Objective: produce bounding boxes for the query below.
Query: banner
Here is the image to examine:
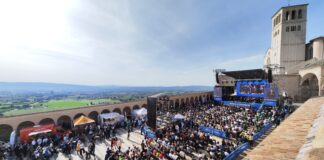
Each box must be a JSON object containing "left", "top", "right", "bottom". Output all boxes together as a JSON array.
[
  {"left": 253, "top": 123, "right": 273, "bottom": 141},
  {"left": 214, "top": 97, "right": 222, "bottom": 101},
  {"left": 223, "top": 142, "right": 250, "bottom": 160},
  {"left": 199, "top": 126, "right": 227, "bottom": 139},
  {"left": 263, "top": 100, "right": 277, "bottom": 107},
  {"left": 143, "top": 127, "right": 155, "bottom": 138}
]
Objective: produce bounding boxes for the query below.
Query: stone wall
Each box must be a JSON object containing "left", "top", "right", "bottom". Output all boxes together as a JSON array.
[
  {"left": 0, "top": 91, "right": 212, "bottom": 141},
  {"left": 273, "top": 74, "right": 302, "bottom": 102}
]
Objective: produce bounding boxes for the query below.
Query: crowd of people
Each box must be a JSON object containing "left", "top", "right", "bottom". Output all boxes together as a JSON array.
[
  {"left": 0, "top": 99, "right": 293, "bottom": 160},
  {"left": 222, "top": 96, "right": 264, "bottom": 104}
]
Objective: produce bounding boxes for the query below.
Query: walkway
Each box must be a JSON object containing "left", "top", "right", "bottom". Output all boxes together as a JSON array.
[{"left": 244, "top": 97, "right": 324, "bottom": 160}]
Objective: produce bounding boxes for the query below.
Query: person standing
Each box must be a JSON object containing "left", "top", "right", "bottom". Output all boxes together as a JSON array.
[
  {"left": 76, "top": 141, "right": 81, "bottom": 155},
  {"left": 127, "top": 129, "right": 130, "bottom": 140},
  {"left": 90, "top": 141, "right": 95, "bottom": 157},
  {"left": 79, "top": 141, "right": 85, "bottom": 157}
]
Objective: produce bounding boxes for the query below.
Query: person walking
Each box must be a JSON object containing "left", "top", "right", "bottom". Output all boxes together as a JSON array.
[{"left": 127, "top": 129, "right": 130, "bottom": 140}]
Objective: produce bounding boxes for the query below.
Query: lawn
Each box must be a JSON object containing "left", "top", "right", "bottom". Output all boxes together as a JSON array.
[{"left": 2, "top": 98, "right": 122, "bottom": 117}]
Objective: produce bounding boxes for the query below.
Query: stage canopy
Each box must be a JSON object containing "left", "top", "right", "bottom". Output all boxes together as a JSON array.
[
  {"left": 222, "top": 69, "right": 267, "bottom": 80},
  {"left": 132, "top": 108, "right": 147, "bottom": 117},
  {"left": 73, "top": 115, "right": 95, "bottom": 126},
  {"left": 20, "top": 124, "right": 56, "bottom": 142},
  {"left": 99, "top": 112, "right": 124, "bottom": 125}
]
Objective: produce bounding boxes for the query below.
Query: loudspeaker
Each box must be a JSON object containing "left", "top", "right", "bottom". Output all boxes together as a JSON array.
[
  {"left": 147, "top": 97, "right": 157, "bottom": 130},
  {"left": 268, "top": 69, "right": 273, "bottom": 83},
  {"left": 216, "top": 73, "right": 219, "bottom": 83}
]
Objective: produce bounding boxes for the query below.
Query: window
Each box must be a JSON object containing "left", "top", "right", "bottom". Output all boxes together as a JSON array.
[
  {"left": 292, "top": 10, "right": 296, "bottom": 20},
  {"left": 298, "top": 25, "right": 301, "bottom": 31},
  {"left": 278, "top": 14, "right": 281, "bottom": 22},
  {"left": 298, "top": 9, "right": 302, "bottom": 19},
  {"left": 286, "top": 26, "right": 290, "bottom": 32},
  {"left": 285, "top": 11, "right": 290, "bottom": 20},
  {"left": 291, "top": 26, "right": 296, "bottom": 31}
]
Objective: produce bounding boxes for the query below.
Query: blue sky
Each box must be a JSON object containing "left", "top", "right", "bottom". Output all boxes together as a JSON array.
[{"left": 0, "top": 0, "right": 323, "bottom": 86}]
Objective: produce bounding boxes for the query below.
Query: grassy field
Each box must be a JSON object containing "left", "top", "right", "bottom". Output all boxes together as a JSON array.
[{"left": 3, "top": 98, "right": 121, "bottom": 117}]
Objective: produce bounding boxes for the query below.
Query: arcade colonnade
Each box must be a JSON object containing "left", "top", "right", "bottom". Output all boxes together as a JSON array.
[{"left": 0, "top": 92, "right": 212, "bottom": 141}]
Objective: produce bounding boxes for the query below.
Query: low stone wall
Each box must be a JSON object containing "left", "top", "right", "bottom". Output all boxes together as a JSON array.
[{"left": 304, "top": 106, "right": 324, "bottom": 160}]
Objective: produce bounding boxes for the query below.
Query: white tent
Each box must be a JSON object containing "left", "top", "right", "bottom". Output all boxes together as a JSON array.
[
  {"left": 132, "top": 108, "right": 147, "bottom": 117},
  {"left": 99, "top": 112, "right": 124, "bottom": 125},
  {"left": 174, "top": 113, "right": 186, "bottom": 120}
]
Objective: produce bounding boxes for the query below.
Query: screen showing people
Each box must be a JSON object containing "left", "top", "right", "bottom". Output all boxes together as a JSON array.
[
  {"left": 239, "top": 84, "right": 265, "bottom": 95},
  {"left": 213, "top": 86, "right": 222, "bottom": 97},
  {"left": 264, "top": 87, "right": 279, "bottom": 99}
]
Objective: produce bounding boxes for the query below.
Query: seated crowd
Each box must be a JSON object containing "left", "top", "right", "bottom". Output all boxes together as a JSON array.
[{"left": 0, "top": 100, "right": 292, "bottom": 160}]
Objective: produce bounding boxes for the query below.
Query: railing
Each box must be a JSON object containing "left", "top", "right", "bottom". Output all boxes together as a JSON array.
[
  {"left": 199, "top": 126, "right": 227, "bottom": 139},
  {"left": 223, "top": 123, "right": 273, "bottom": 160}
]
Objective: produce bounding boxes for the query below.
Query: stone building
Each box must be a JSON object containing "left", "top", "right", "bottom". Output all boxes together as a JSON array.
[{"left": 264, "top": 4, "right": 324, "bottom": 101}]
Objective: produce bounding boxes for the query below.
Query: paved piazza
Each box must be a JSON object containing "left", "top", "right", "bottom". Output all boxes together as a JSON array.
[{"left": 57, "top": 128, "right": 144, "bottom": 160}]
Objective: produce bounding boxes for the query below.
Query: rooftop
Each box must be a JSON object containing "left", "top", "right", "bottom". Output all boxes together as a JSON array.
[{"left": 272, "top": 4, "right": 308, "bottom": 18}]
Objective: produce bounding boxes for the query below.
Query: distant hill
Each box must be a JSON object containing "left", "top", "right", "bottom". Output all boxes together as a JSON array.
[{"left": 0, "top": 82, "right": 212, "bottom": 94}]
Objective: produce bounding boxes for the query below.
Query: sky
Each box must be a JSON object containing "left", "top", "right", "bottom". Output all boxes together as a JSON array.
[{"left": 0, "top": 0, "right": 323, "bottom": 86}]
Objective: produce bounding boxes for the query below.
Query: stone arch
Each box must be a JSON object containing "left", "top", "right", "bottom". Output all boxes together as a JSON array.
[
  {"left": 190, "top": 97, "right": 194, "bottom": 104},
  {"left": 175, "top": 99, "right": 180, "bottom": 109},
  {"left": 194, "top": 96, "right": 198, "bottom": 103},
  {"left": 142, "top": 104, "right": 147, "bottom": 109},
  {"left": 133, "top": 105, "right": 140, "bottom": 110},
  {"left": 74, "top": 113, "right": 85, "bottom": 120},
  {"left": 57, "top": 115, "right": 72, "bottom": 129},
  {"left": 169, "top": 100, "right": 174, "bottom": 108},
  {"left": 113, "top": 108, "right": 122, "bottom": 114},
  {"left": 123, "top": 107, "right": 132, "bottom": 118},
  {"left": 206, "top": 95, "right": 210, "bottom": 101},
  {"left": 300, "top": 73, "right": 319, "bottom": 101},
  {"left": 101, "top": 109, "right": 110, "bottom": 114},
  {"left": 180, "top": 99, "right": 185, "bottom": 108},
  {"left": 17, "top": 121, "right": 35, "bottom": 135},
  {"left": 0, "top": 124, "right": 13, "bottom": 142},
  {"left": 185, "top": 98, "right": 190, "bottom": 105},
  {"left": 88, "top": 111, "right": 99, "bottom": 122},
  {"left": 39, "top": 118, "right": 55, "bottom": 125}
]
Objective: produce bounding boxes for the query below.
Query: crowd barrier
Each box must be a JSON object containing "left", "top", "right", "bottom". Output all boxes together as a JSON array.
[
  {"left": 223, "top": 123, "right": 273, "bottom": 160},
  {"left": 253, "top": 123, "right": 272, "bottom": 141},
  {"left": 223, "top": 142, "right": 250, "bottom": 160},
  {"left": 199, "top": 126, "right": 227, "bottom": 139}
]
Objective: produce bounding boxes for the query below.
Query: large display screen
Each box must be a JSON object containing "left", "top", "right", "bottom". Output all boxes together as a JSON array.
[
  {"left": 236, "top": 80, "right": 269, "bottom": 97},
  {"left": 239, "top": 84, "right": 265, "bottom": 94},
  {"left": 213, "top": 86, "right": 222, "bottom": 101},
  {"left": 264, "top": 86, "right": 279, "bottom": 100},
  {"left": 213, "top": 86, "right": 222, "bottom": 97}
]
